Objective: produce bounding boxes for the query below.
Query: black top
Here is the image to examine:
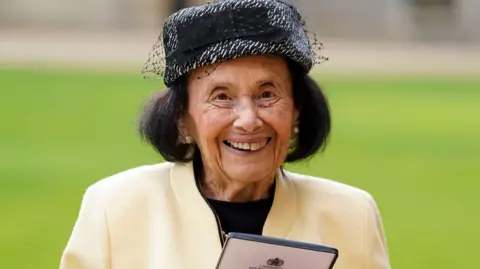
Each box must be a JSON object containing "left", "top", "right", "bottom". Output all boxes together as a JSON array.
[{"left": 207, "top": 196, "right": 274, "bottom": 235}]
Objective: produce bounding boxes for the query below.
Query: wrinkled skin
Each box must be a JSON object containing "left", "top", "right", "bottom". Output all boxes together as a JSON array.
[{"left": 181, "top": 55, "right": 298, "bottom": 202}]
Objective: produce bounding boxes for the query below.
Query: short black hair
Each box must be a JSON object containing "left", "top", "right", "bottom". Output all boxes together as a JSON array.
[{"left": 138, "top": 60, "right": 331, "bottom": 163}]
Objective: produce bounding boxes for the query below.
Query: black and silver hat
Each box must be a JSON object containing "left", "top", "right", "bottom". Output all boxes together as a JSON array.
[{"left": 142, "top": 0, "right": 327, "bottom": 87}]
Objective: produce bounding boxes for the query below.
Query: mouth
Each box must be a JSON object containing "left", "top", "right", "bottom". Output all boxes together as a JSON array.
[{"left": 223, "top": 138, "right": 272, "bottom": 152}]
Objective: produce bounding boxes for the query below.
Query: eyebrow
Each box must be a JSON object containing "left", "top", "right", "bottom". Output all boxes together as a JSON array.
[
  {"left": 207, "top": 79, "right": 274, "bottom": 91},
  {"left": 255, "top": 79, "right": 275, "bottom": 86},
  {"left": 207, "top": 80, "right": 234, "bottom": 88}
]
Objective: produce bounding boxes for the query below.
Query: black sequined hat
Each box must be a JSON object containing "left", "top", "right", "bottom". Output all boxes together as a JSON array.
[{"left": 142, "top": 0, "right": 327, "bottom": 87}]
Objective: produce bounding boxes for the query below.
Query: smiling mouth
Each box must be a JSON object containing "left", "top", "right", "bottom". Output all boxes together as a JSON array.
[{"left": 223, "top": 138, "right": 272, "bottom": 152}]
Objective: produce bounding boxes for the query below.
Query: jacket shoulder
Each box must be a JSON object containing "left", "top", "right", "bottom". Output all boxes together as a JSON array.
[
  {"left": 285, "top": 170, "right": 372, "bottom": 199},
  {"left": 85, "top": 162, "right": 175, "bottom": 202},
  {"left": 284, "top": 170, "right": 377, "bottom": 214}
]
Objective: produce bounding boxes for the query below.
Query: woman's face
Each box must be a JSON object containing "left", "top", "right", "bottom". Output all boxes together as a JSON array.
[{"left": 183, "top": 55, "right": 298, "bottom": 184}]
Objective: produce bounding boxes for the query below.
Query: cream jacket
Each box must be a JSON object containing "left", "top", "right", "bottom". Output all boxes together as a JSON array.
[{"left": 60, "top": 162, "right": 390, "bottom": 269}]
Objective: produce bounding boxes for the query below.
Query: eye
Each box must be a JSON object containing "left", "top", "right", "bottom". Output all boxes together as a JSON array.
[
  {"left": 259, "top": 90, "right": 275, "bottom": 99},
  {"left": 213, "top": 93, "right": 231, "bottom": 101}
]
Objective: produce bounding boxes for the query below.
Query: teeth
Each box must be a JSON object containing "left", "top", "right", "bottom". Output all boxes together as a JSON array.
[{"left": 226, "top": 140, "right": 268, "bottom": 151}]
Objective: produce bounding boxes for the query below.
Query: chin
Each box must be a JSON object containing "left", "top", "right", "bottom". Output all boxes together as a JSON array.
[{"left": 224, "top": 163, "right": 277, "bottom": 183}]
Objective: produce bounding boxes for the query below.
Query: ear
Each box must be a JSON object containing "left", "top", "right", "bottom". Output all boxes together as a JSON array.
[{"left": 177, "top": 117, "right": 189, "bottom": 138}]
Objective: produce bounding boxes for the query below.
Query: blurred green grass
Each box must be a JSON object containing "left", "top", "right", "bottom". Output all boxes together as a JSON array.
[{"left": 0, "top": 67, "right": 478, "bottom": 269}]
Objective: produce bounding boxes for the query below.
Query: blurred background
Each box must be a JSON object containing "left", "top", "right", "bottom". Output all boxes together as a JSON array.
[{"left": 1, "top": 0, "right": 479, "bottom": 269}]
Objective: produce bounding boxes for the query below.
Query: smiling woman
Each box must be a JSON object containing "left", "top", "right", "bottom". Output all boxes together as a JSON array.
[
  {"left": 140, "top": 55, "right": 330, "bottom": 202},
  {"left": 59, "top": 1, "right": 390, "bottom": 269},
  {"left": 184, "top": 56, "right": 296, "bottom": 202}
]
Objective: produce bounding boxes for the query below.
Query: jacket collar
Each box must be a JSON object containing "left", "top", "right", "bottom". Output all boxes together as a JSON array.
[{"left": 170, "top": 161, "right": 298, "bottom": 241}]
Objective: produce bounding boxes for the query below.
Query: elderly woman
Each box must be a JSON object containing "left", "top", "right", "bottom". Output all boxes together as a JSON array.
[{"left": 60, "top": 0, "right": 390, "bottom": 269}]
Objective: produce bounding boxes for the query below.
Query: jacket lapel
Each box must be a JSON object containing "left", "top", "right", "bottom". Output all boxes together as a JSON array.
[
  {"left": 262, "top": 169, "right": 298, "bottom": 239},
  {"left": 170, "top": 162, "right": 223, "bottom": 267}
]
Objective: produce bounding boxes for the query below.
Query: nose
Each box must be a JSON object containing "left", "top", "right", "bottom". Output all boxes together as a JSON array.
[{"left": 233, "top": 98, "right": 263, "bottom": 133}]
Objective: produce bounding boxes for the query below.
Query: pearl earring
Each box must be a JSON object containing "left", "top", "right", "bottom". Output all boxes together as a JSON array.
[
  {"left": 289, "top": 126, "right": 299, "bottom": 150},
  {"left": 293, "top": 126, "right": 299, "bottom": 135},
  {"left": 185, "top": 136, "right": 193, "bottom": 144}
]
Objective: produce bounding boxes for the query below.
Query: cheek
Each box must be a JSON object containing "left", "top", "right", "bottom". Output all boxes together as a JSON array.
[
  {"left": 261, "top": 102, "right": 295, "bottom": 141},
  {"left": 190, "top": 107, "right": 233, "bottom": 146}
]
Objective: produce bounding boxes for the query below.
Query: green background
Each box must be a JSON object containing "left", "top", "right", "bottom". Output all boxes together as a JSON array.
[{"left": 1, "top": 67, "right": 478, "bottom": 269}]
